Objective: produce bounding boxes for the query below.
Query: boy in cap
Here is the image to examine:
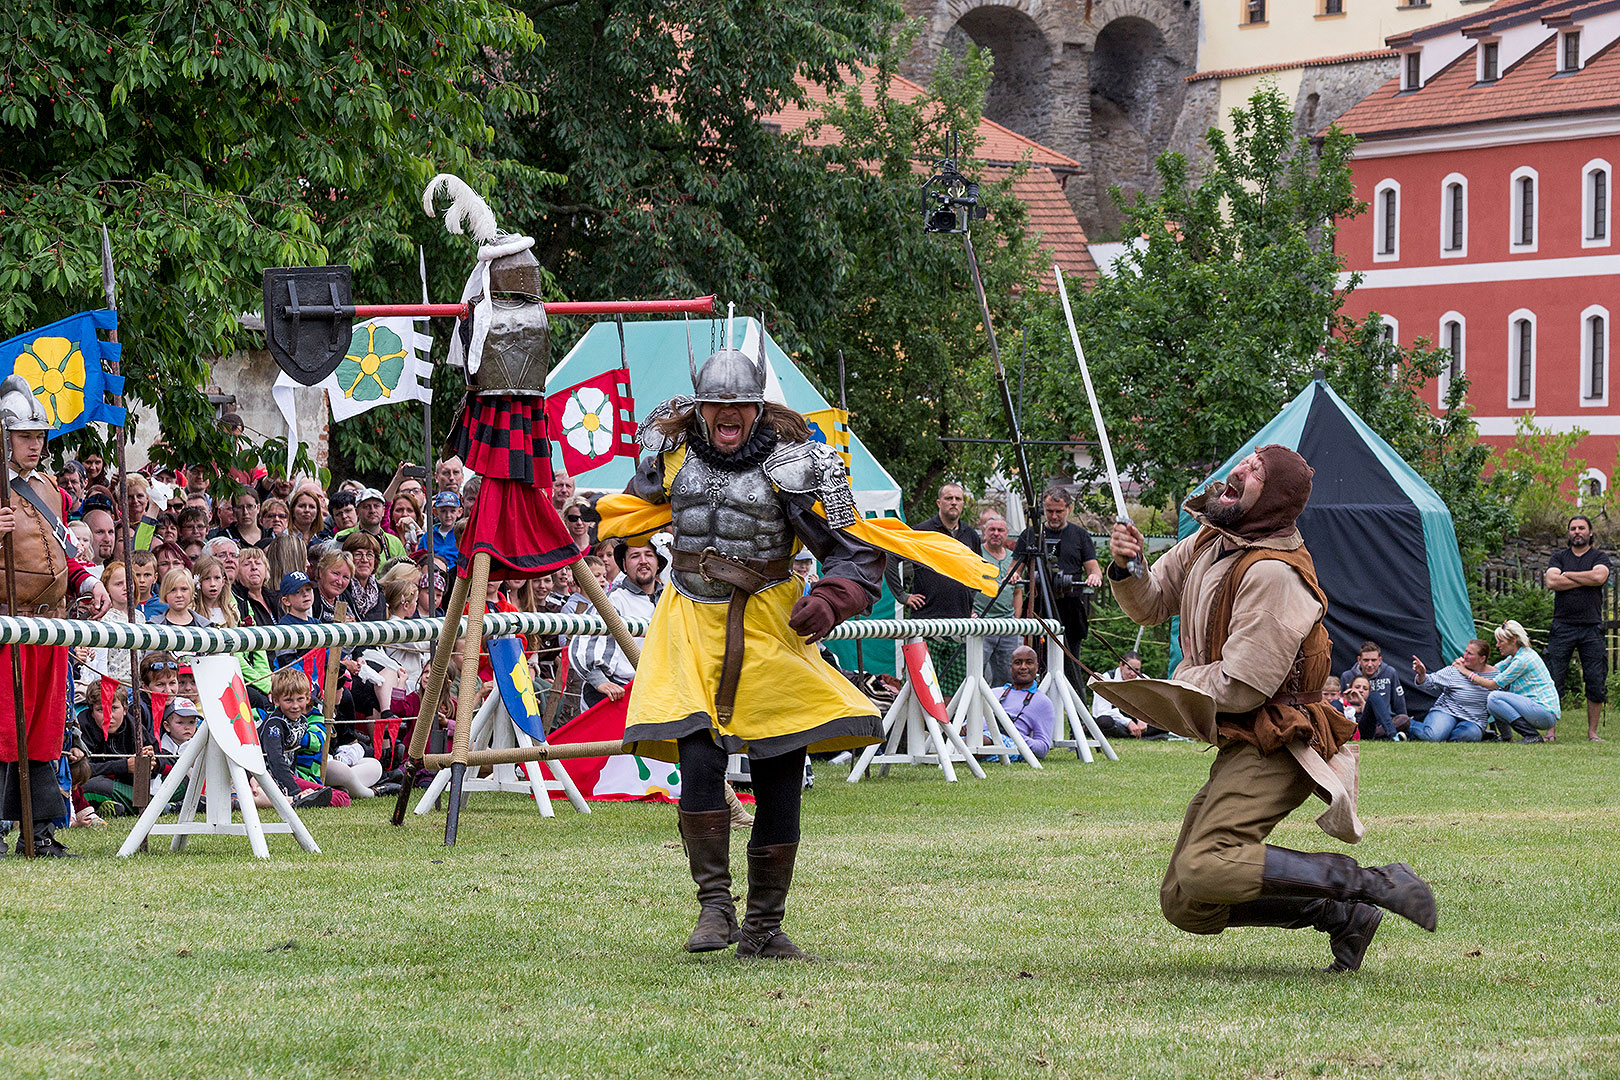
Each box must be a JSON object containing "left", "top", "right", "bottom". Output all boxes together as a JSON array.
[
  {"left": 420, "top": 490, "right": 462, "bottom": 567},
  {"left": 274, "top": 572, "right": 318, "bottom": 669}
]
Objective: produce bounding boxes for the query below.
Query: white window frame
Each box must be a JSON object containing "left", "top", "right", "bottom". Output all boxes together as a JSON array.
[
  {"left": 1580, "top": 469, "right": 1607, "bottom": 504},
  {"left": 1561, "top": 29, "right": 1582, "bottom": 72},
  {"left": 1438, "top": 311, "right": 1465, "bottom": 407},
  {"left": 1582, "top": 304, "right": 1610, "bottom": 407},
  {"left": 1477, "top": 39, "right": 1500, "bottom": 83},
  {"left": 1583, "top": 159, "right": 1611, "bottom": 249},
  {"left": 1508, "top": 307, "right": 1537, "bottom": 409},
  {"left": 1374, "top": 178, "right": 1401, "bottom": 263},
  {"left": 1440, "top": 172, "right": 1468, "bottom": 259},
  {"left": 1509, "top": 166, "right": 1538, "bottom": 254},
  {"left": 1379, "top": 314, "right": 1399, "bottom": 345},
  {"left": 1402, "top": 50, "right": 1422, "bottom": 90}
]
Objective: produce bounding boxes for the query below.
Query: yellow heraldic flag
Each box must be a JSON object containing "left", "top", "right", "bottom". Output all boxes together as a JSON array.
[
  {"left": 596, "top": 493, "right": 999, "bottom": 598},
  {"left": 803, "top": 408, "right": 852, "bottom": 471}
]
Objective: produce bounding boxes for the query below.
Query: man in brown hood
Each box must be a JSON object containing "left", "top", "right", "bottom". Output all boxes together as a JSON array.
[{"left": 1107, "top": 444, "right": 1437, "bottom": 972}]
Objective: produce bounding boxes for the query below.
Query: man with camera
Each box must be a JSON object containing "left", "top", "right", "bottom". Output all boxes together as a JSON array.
[{"left": 1012, "top": 487, "right": 1101, "bottom": 689}]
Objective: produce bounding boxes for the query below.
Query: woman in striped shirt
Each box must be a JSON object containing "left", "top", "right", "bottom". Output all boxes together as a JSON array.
[{"left": 1477, "top": 620, "right": 1562, "bottom": 743}]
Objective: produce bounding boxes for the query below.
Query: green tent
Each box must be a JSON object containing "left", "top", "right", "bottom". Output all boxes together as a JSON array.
[{"left": 1169, "top": 380, "right": 1473, "bottom": 704}]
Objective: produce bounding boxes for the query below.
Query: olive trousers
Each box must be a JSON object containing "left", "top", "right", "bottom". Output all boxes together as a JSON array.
[{"left": 1160, "top": 740, "right": 1316, "bottom": 935}]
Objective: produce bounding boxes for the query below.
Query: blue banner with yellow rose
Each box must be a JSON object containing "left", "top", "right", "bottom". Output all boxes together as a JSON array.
[{"left": 0, "top": 309, "right": 127, "bottom": 439}]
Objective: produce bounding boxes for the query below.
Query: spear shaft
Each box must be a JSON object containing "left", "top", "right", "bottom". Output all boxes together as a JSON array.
[{"left": 102, "top": 227, "right": 150, "bottom": 813}]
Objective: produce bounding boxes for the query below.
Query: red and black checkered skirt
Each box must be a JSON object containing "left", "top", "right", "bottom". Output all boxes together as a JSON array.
[{"left": 451, "top": 394, "right": 582, "bottom": 581}]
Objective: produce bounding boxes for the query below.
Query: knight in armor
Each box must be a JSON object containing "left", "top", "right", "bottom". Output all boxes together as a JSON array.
[
  {"left": 424, "top": 175, "right": 582, "bottom": 586},
  {"left": 598, "top": 327, "right": 998, "bottom": 958},
  {"left": 0, "top": 376, "right": 108, "bottom": 857}
]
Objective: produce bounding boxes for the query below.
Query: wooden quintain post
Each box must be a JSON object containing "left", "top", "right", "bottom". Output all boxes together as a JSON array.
[
  {"left": 0, "top": 426, "right": 31, "bottom": 857},
  {"left": 101, "top": 226, "right": 150, "bottom": 818}
]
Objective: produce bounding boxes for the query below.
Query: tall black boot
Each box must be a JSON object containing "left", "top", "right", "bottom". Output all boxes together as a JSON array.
[
  {"left": 1225, "top": 896, "right": 1384, "bottom": 972},
  {"left": 1261, "top": 846, "right": 1437, "bottom": 931},
  {"left": 677, "top": 809, "right": 738, "bottom": 952},
  {"left": 736, "top": 843, "right": 810, "bottom": 960}
]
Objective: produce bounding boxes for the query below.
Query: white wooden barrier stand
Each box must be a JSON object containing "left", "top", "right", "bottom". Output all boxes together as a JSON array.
[
  {"left": 949, "top": 635, "right": 1044, "bottom": 768},
  {"left": 415, "top": 686, "right": 589, "bottom": 817},
  {"left": 117, "top": 655, "right": 319, "bottom": 859},
  {"left": 1043, "top": 636, "right": 1118, "bottom": 762},
  {"left": 848, "top": 638, "right": 986, "bottom": 783}
]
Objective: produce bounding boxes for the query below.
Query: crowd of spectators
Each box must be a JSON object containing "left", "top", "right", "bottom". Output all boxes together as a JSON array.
[
  {"left": 33, "top": 436, "right": 1615, "bottom": 827},
  {"left": 47, "top": 422, "right": 617, "bottom": 825}
]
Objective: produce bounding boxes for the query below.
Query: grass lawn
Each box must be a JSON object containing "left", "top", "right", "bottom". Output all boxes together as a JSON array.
[{"left": 3, "top": 733, "right": 1617, "bottom": 1080}]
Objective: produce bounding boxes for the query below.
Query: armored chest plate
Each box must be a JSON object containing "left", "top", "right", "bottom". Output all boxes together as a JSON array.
[{"left": 668, "top": 456, "right": 792, "bottom": 601}]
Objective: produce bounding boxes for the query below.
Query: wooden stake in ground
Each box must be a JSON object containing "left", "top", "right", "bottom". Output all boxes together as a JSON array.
[
  {"left": 318, "top": 601, "right": 349, "bottom": 784},
  {"left": 390, "top": 570, "right": 473, "bottom": 825},
  {"left": 443, "top": 551, "right": 492, "bottom": 846},
  {"left": 0, "top": 428, "right": 31, "bottom": 858}
]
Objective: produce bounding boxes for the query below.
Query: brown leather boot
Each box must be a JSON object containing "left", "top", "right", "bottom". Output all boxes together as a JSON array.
[
  {"left": 1261, "top": 846, "right": 1437, "bottom": 932},
  {"left": 678, "top": 810, "right": 738, "bottom": 952},
  {"left": 1224, "top": 895, "right": 1384, "bottom": 972},
  {"left": 736, "top": 843, "right": 811, "bottom": 960}
]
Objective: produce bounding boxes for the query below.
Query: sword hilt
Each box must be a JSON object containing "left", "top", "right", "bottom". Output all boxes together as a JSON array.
[{"left": 1117, "top": 514, "right": 1147, "bottom": 579}]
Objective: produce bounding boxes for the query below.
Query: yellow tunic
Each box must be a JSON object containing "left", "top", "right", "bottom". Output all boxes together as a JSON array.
[{"left": 600, "top": 444, "right": 999, "bottom": 762}]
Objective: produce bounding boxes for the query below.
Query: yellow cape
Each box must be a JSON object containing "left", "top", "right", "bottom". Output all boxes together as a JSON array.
[{"left": 597, "top": 477, "right": 1000, "bottom": 597}]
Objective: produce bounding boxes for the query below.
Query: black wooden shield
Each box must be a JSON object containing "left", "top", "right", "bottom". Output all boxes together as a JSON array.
[{"left": 263, "top": 265, "right": 355, "bottom": 386}]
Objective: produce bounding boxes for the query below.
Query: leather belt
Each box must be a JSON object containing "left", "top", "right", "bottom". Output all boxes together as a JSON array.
[
  {"left": 669, "top": 548, "right": 794, "bottom": 723},
  {"left": 670, "top": 548, "right": 793, "bottom": 595}
]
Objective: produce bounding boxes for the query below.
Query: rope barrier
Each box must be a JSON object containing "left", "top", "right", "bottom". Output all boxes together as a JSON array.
[{"left": 0, "top": 614, "right": 1066, "bottom": 654}]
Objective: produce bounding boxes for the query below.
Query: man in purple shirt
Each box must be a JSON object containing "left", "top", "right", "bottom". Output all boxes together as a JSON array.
[{"left": 992, "top": 646, "right": 1054, "bottom": 760}]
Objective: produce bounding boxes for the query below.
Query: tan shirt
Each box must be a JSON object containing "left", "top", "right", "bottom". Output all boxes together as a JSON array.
[{"left": 1111, "top": 525, "right": 1324, "bottom": 714}]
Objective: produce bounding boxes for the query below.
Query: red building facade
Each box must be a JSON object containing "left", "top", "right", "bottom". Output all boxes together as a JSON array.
[{"left": 1334, "top": 0, "right": 1620, "bottom": 493}]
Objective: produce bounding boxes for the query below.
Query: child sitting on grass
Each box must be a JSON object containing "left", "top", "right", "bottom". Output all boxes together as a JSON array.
[
  {"left": 257, "top": 667, "right": 344, "bottom": 809},
  {"left": 80, "top": 685, "right": 154, "bottom": 817}
]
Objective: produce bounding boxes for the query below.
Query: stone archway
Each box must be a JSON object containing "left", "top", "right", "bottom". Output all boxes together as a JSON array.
[
  {"left": 1087, "top": 15, "right": 1187, "bottom": 238},
  {"left": 941, "top": 5, "right": 1055, "bottom": 145}
]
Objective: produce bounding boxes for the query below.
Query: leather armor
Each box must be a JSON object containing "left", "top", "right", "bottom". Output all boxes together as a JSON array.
[{"left": 0, "top": 475, "right": 68, "bottom": 615}]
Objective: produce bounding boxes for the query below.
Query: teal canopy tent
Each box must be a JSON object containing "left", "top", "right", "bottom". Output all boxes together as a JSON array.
[
  {"left": 547, "top": 317, "right": 905, "bottom": 672},
  {"left": 1168, "top": 380, "right": 1473, "bottom": 705}
]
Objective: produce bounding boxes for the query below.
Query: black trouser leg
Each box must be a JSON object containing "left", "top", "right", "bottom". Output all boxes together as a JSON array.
[
  {"left": 747, "top": 747, "right": 805, "bottom": 848},
  {"left": 676, "top": 732, "right": 727, "bottom": 813},
  {"left": 1, "top": 761, "right": 68, "bottom": 851}
]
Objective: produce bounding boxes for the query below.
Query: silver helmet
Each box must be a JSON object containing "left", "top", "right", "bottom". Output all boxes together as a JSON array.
[
  {"left": 0, "top": 375, "right": 49, "bottom": 432},
  {"left": 687, "top": 317, "right": 768, "bottom": 443}
]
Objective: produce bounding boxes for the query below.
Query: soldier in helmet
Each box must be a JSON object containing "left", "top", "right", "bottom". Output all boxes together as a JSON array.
[
  {"left": 0, "top": 375, "right": 109, "bottom": 857},
  {"left": 598, "top": 324, "right": 999, "bottom": 959}
]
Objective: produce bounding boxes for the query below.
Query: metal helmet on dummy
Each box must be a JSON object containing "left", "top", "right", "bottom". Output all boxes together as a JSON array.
[
  {"left": 0, "top": 375, "right": 49, "bottom": 432},
  {"left": 423, "top": 174, "right": 550, "bottom": 397},
  {"left": 687, "top": 315, "right": 768, "bottom": 444}
]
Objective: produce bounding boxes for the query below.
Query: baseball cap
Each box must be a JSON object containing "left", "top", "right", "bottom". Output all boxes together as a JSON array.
[
  {"left": 433, "top": 490, "right": 461, "bottom": 509},
  {"left": 357, "top": 487, "right": 386, "bottom": 505},
  {"left": 279, "top": 571, "right": 314, "bottom": 596},
  {"left": 163, "top": 697, "right": 202, "bottom": 722},
  {"left": 329, "top": 490, "right": 357, "bottom": 511}
]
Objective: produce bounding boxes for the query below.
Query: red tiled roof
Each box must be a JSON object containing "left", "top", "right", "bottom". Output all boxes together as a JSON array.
[
  {"left": 1186, "top": 49, "right": 1397, "bottom": 85},
  {"left": 1333, "top": 24, "right": 1620, "bottom": 139},
  {"left": 768, "top": 66, "right": 1081, "bottom": 171},
  {"left": 765, "top": 65, "right": 1095, "bottom": 283}
]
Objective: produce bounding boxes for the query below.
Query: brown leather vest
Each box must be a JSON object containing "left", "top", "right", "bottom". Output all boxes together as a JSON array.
[
  {"left": 1193, "top": 527, "right": 1354, "bottom": 757},
  {"left": 0, "top": 473, "right": 69, "bottom": 615}
]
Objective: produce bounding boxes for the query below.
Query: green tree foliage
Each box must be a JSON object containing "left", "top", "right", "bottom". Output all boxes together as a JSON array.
[
  {"left": 0, "top": 0, "right": 540, "bottom": 479},
  {"left": 984, "top": 86, "right": 1510, "bottom": 568},
  {"left": 797, "top": 45, "right": 1054, "bottom": 503}
]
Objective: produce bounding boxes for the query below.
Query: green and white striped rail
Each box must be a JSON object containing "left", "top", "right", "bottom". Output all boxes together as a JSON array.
[{"left": 0, "top": 614, "right": 1063, "bottom": 654}]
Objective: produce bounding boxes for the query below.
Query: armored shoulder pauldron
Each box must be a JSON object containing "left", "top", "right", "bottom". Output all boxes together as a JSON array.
[{"left": 764, "top": 440, "right": 857, "bottom": 528}]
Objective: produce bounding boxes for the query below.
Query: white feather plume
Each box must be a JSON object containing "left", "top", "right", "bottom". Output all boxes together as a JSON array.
[{"left": 421, "top": 173, "right": 500, "bottom": 245}]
